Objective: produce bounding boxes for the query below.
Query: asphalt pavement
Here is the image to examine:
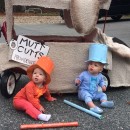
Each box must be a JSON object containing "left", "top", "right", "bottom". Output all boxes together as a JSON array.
[
  {"left": 0, "top": 18, "right": 130, "bottom": 130},
  {"left": 0, "top": 75, "right": 130, "bottom": 130}
]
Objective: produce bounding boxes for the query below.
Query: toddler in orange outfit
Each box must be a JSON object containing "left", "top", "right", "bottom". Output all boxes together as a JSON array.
[{"left": 13, "top": 56, "right": 56, "bottom": 121}]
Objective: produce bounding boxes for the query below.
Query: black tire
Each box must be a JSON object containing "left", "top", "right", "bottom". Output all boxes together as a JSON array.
[
  {"left": 15, "top": 73, "right": 21, "bottom": 81},
  {"left": 1, "top": 71, "right": 16, "bottom": 98},
  {"left": 0, "top": 74, "right": 1, "bottom": 88},
  {"left": 111, "top": 15, "right": 122, "bottom": 21},
  {"left": 101, "top": 72, "right": 110, "bottom": 88}
]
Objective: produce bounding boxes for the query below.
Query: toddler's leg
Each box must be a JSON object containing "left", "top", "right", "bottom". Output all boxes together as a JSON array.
[
  {"left": 101, "top": 101, "right": 114, "bottom": 108},
  {"left": 78, "top": 91, "right": 103, "bottom": 114},
  {"left": 87, "top": 101, "right": 103, "bottom": 114},
  {"left": 96, "top": 92, "right": 114, "bottom": 108},
  {"left": 13, "top": 99, "right": 51, "bottom": 120}
]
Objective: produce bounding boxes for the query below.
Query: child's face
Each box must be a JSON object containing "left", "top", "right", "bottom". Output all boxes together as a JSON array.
[
  {"left": 32, "top": 68, "right": 46, "bottom": 86},
  {"left": 87, "top": 61, "right": 104, "bottom": 75}
]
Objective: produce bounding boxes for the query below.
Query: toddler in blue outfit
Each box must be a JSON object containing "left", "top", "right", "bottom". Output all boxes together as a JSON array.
[{"left": 75, "top": 44, "right": 114, "bottom": 114}]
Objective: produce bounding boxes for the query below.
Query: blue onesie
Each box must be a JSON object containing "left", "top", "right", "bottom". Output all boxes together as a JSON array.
[{"left": 76, "top": 71, "right": 107, "bottom": 104}]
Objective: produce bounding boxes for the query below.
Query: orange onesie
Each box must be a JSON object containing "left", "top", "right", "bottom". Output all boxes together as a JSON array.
[{"left": 13, "top": 81, "right": 53, "bottom": 119}]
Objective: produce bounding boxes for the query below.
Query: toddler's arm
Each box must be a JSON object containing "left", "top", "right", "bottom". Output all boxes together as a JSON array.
[
  {"left": 44, "top": 87, "right": 57, "bottom": 101},
  {"left": 40, "top": 106, "right": 45, "bottom": 113},
  {"left": 102, "top": 86, "right": 107, "bottom": 91},
  {"left": 75, "top": 79, "right": 81, "bottom": 86}
]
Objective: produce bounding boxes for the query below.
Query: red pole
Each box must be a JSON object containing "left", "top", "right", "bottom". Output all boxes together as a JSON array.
[{"left": 20, "top": 122, "right": 79, "bottom": 129}]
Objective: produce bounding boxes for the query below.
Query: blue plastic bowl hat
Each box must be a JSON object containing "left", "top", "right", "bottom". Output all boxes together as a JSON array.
[{"left": 86, "top": 43, "right": 108, "bottom": 64}]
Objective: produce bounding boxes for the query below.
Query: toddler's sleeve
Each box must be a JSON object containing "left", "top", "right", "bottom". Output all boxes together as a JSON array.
[{"left": 99, "top": 74, "right": 106, "bottom": 87}]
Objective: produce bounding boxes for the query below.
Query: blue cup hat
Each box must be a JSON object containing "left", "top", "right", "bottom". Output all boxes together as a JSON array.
[{"left": 86, "top": 43, "right": 108, "bottom": 64}]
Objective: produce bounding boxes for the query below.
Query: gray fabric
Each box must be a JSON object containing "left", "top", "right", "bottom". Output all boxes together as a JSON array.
[
  {"left": 70, "top": 0, "right": 99, "bottom": 34},
  {"left": 97, "top": 27, "right": 130, "bottom": 59},
  {"left": 108, "top": 52, "right": 130, "bottom": 87},
  {"left": 4, "top": 0, "right": 103, "bottom": 42},
  {"left": 4, "top": 0, "right": 111, "bottom": 43},
  {"left": 45, "top": 42, "right": 112, "bottom": 93},
  {"left": 96, "top": 27, "right": 130, "bottom": 87},
  {"left": 4, "top": 0, "right": 129, "bottom": 92},
  {"left": 0, "top": 42, "right": 112, "bottom": 93},
  {"left": 1, "top": 41, "right": 130, "bottom": 93},
  {"left": 0, "top": 43, "right": 27, "bottom": 73}
]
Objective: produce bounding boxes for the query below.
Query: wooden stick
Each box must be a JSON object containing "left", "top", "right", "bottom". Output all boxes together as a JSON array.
[{"left": 20, "top": 122, "right": 78, "bottom": 129}]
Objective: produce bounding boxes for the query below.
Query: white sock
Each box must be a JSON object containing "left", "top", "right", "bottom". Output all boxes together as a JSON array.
[{"left": 38, "top": 114, "right": 51, "bottom": 121}]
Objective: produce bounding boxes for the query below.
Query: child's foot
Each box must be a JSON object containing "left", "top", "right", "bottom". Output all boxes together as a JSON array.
[
  {"left": 38, "top": 114, "right": 51, "bottom": 121},
  {"left": 90, "top": 106, "right": 103, "bottom": 114},
  {"left": 101, "top": 101, "right": 114, "bottom": 108}
]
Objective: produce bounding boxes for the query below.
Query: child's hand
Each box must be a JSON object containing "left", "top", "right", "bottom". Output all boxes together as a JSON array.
[
  {"left": 48, "top": 97, "right": 57, "bottom": 102},
  {"left": 40, "top": 106, "right": 45, "bottom": 113},
  {"left": 75, "top": 79, "right": 80, "bottom": 86},
  {"left": 102, "top": 86, "right": 107, "bottom": 91}
]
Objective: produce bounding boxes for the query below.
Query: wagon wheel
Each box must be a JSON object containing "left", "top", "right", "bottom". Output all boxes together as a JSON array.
[
  {"left": 1, "top": 71, "right": 16, "bottom": 98},
  {"left": 14, "top": 73, "right": 21, "bottom": 81}
]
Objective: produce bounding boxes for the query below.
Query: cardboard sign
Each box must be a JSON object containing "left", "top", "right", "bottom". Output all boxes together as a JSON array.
[{"left": 10, "top": 35, "right": 49, "bottom": 65}]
